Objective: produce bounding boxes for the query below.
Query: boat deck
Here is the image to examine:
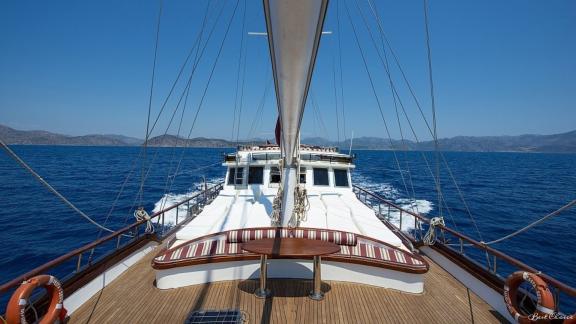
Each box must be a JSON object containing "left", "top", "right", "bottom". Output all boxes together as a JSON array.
[{"left": 70, "top": 249, "right": 507, "bottom": 324}]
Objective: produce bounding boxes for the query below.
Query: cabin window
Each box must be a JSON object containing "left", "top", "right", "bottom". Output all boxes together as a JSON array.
[
  {"left": 334, "top": 169, "right": 349, "bottom": 187},
  {"left": 228, "top": 167, "right": 244, "bottom": 185},
  {"left": 270, "top": 166, "right": 281, "bottom": 184},
  {"left": 248, "top": 166, "right": 264, "bottom": 184},
  {"left": 313, "top": 168, "right": 329, "bottom": 186},
  {"left": 299, "top": 167, "right": 307, "bottom": 184}
]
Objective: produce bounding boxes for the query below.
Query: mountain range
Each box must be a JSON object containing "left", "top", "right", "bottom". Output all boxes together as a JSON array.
[{"left": 1, "top": 124, "right": 575, "bottom": 153}]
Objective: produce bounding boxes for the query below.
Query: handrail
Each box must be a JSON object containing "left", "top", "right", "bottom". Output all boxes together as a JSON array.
[
  {"left": 352, "top": 185, "right": 576, "bottom": 298},
  {"left": 0, "top": 182, "right": 224, "bottom": 294}
]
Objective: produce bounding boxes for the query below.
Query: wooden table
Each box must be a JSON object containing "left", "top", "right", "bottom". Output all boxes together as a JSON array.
[{"left": 242, "top": 238, "right": 340, "bottom": 300}]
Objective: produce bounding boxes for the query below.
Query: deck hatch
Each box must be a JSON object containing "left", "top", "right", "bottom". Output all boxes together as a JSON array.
[{"left": 185, "top": 309, "right": 244, "bottom": 324}]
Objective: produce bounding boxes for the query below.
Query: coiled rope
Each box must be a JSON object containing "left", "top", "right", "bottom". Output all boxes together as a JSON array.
[
  {"left": 134, "top": 207, "right": 154, "bottom": 234},
  {"left": 289, "top": 185, "right": 310, "bottom": 228},
  {"left": 270, "top": 160, "right": 283, "bottom": 226},
  {"left": 0, "top": 138, "right": 116, "bottom": 233},
  {"left": 423, "top": 216, "right": 445, "bottom": 246},
  {"left": 271, "top": 187, "right": 282, "bottom": 226}
]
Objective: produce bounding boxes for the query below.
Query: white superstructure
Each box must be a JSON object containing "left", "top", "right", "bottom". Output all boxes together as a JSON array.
[{"left": 171, "top": 145, "right": 404, "bottom": 250}]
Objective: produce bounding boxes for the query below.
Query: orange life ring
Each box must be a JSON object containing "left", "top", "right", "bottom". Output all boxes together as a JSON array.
[
  {"left": 5, "top": 275, "right": 65, "bottom": 324},
  {"left": 504, "top": 271, "right": 556, "bottom": 323}
]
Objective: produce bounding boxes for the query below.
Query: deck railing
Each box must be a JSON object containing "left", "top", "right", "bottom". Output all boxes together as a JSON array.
[
  {"left": 0, "top": 182, "right": 223, "bottom": 296},
  {"left": 353, "top": 184, "right": 576, "bottom": 312}
]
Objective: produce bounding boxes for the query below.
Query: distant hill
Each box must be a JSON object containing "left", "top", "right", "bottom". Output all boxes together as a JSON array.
[
  {"left": 303, "top": 131, "right": 576, "bottom": 153},
  {"left": 1, "top": 124, "right": 575, "bottom": 153},
  {"left": 0, "top": 124, "right": 142, "bottom": 146},
  {"left": 147, "top": 134, "right": 266, "bottom": 148}
]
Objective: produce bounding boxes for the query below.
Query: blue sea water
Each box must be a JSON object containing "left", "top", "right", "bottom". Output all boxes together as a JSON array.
[{"left": 0, "top": 146, "right": 574, "bottom": 312}]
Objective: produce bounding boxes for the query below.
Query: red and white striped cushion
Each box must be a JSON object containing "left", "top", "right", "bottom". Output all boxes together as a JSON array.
[
  {"left": 337, "top": 243, "right": 425, "bottom": 267},
  {"left": 154, "top": 235, "right": 426, "bottom": 272},
  {"left": 155, "top": 239, "right": 245, "bottom": 262},
  {"left": 226, "top": 228, "right": 290, "bottom": 243},
  {"left": 292, "top": 229, "right": 357, "bottom": 246},
  {"left": 226, "top": 228, "right": 357, "bottom": 246}
]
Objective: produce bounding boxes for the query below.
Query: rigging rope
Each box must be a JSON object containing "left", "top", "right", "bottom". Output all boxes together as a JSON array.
[
  {"left": 146, "top": 0, "right": 240, "bottom": 216},
  {"left": 365, "top": 0, "right": 474, "bottom": 236},
  {"left": 144, "top": 0, "right": 222, "bottom": 139},
  {"left": 331, "top": 51, "right": 341, "bottom": 144},
  {"left": 336, "top": 0, "right": 347, "bottom": 143},
  {"left": 372, "top": 3, "right": 421, "bottom": 219},
  {"left": 0, "top": 138, "right": 115, "bottom": 233},
  {"left": 483, "top": 199, "right": 576, "bottom": 245},
  {"left": 311, "top": 93, "right": 329, "bottom": 139},
  {"left": 422, "top": 0, "right": 442, "bottom": 220},
  {"left": 140, "top": 0, "right": 164, "bottom": 207},
  {"left": 353, "top": 0, "right": 420, "bottom": 217},
  {"left": 235, "top": 0, "right": 249, "bottom": 145},
  {"left": 246, "top": 73, "right": 273, "bottom": 141},
  {"left": 231, "top": 0, "right": 248, "bottom": 142},
  {"left": 347, "top": 0, "right": 415, "bottom": 221},
  {"left": 126, "top": 0, "right": 228, "bottom": 220}
]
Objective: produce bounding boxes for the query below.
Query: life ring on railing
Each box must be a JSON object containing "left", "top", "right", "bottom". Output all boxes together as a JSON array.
[
  {"left": 5, "top": 275, "right": 66, "bottom": 324},
  {"left": 504, "top": 271, "right": 556, "bottom": 323}
]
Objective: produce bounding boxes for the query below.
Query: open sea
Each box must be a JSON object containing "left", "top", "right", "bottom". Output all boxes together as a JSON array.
[{"left": 0, "top": 146, "right": 575, "bottom": 312}]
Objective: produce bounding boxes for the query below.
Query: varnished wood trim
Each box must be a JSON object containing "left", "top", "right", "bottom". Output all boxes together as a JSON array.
[{"left": 426, "top": 243, "right": 504, "bottom": 293}]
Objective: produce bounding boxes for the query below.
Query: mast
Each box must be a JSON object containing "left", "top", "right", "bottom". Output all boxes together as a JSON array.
[{"left": 263, "top": 0, "right": 328, "bottom": 227}]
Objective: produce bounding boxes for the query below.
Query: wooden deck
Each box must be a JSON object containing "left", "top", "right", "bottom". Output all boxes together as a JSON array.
[{"left": 70, "top": 249, "right": 507, "bottom": 324}]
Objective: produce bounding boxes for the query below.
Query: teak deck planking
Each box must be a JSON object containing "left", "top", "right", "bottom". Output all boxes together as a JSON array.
[{"left": 70, "top": 249, "right": 507, "bottom": 324}]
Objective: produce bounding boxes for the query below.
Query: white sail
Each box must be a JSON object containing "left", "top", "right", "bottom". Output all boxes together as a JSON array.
[{"left": 263, "top": 0, "right": 328, "bottom": 166}]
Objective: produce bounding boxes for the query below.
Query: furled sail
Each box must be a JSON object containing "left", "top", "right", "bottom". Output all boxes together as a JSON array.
[{"left": 264, "top": 0, "right": 328, "bottom": 166}]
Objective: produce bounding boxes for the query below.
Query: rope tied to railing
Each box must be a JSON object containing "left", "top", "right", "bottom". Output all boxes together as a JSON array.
[
  {"left": 423, "top": 216, "right": 445, "bottom": 246},
  {"left": 134, "top": 207, "right": 154, "bottom": 234}
]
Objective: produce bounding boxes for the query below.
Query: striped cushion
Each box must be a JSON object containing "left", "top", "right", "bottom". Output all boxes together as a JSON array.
[
  {"left": 226, "top": 228, "right": 290, "bottom": 243},
  {"left": 226, "top": 228, "right": 357, "bottom": 246},
  {"left": 155, "top": 239, "right": 245, "bottom": 263},
  {"left": 292, "top": 229, "right": 357, "bottom": 246},
  {"left": 154, "top": 234, "right": 427, "bottom": 272},
  {"left": 337, "top": 243, "right": 425, "bottom": 267}
]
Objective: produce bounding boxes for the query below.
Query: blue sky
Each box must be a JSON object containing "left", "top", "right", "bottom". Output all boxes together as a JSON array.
[{"left": 1, "top": 0, "right": 574, "bottom": 141}]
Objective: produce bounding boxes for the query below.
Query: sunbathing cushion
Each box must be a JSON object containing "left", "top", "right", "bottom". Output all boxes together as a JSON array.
[
  {"left": 226, "top": 228, "right": 290, "bottom": 243},
  {"left": 226, "top": 227, "right": 357, "bottom": 246},
  {"left": 292, "top": 228, "right": 357, "bottom": 246},
  {"left": 337, "top": 243, "right": 425, "bottom": 266},
  {"left": 153, "top": 230, "right": 427, "bottom": 273}
]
